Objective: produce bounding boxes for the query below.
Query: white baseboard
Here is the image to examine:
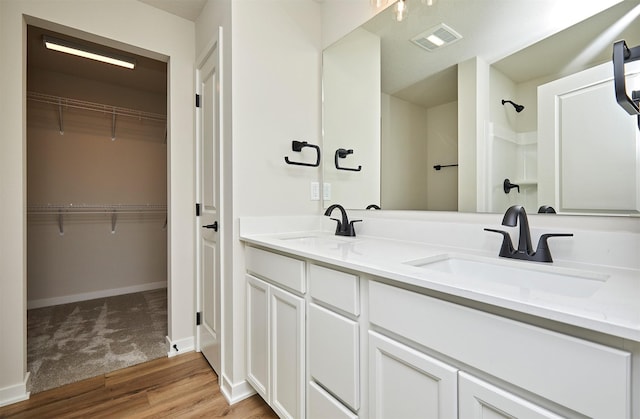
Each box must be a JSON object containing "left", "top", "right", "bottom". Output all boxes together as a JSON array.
[
  {"left": 27, "top": 282, "right": 167, "bottom": 309},
  {"left": 166, "top": 336, "right": 195, "bottom": 358},
  {"left": 220, "top": 374, "right": 257, "bottom": 405},
  {"left": 0, "top": 372, "right": 30, "bottom": 407}
]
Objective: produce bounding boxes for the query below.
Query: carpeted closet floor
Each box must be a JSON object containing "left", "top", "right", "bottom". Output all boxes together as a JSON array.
[{"left": 27, "top": 288, "right": 167, "bottom": 394}]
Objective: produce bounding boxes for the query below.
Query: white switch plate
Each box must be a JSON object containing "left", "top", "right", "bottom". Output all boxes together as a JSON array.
[
  {"left": 323, "top": 182, "right": 331, "bottom": 200},
  {"left": 310, "top": 182, "right": 320, "bottom": 201}
]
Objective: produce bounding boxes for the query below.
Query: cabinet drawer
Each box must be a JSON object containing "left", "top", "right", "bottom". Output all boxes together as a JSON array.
[
  {"left": 369, "top": 331, "right": 458, "bottom": 419},
  {"left": 369, "top": 280, "right": 631, "bottom": 419},
  {"left": 309, "top": 381, "right": 357, "bottom": 419},
  {"left": 459, "top": 372, "right": 562, "bottom": 419},
  {"left": 309, "top": 264, "right": 359, "bottom": 315},
  {"left": 246, "top": 246, "right": 305, "bottom": 293},
  {"left": 309, "top": 303, "right": 359, "bottom": 411}
]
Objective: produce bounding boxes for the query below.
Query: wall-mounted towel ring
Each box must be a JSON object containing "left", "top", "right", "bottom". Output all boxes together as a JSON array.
[
  {"left": 335, "top": 148, "right": 362, "bottom": 171},
  {"left": 284, "top": 140, "right": 320, "bottom": 167},
  {"left": 613, "top": 40, "right": 640, "bottom": 130}
]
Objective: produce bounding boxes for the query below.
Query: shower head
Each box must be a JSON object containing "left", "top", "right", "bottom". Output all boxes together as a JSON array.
[{"left": 501, "top": 99, "right": 524, "bottom": 113}]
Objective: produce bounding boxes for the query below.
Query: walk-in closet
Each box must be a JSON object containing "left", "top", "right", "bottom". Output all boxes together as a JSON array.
[{"left": 25, "top": 25, "right": 168, "bottom": 393}]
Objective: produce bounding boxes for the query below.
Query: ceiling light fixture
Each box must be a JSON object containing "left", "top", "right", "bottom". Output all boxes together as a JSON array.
[
  {"left": 411, "top": 23, "right": 463, "bottom": 52},
  {"left": 371, "top": 0, "right": 389, "bottom": 8},
  {"left": 394, "top": 0, "right": 408, "bottom": 22},
  {"left": 43, "top": 36, "right": 136, "bottom": 69}
]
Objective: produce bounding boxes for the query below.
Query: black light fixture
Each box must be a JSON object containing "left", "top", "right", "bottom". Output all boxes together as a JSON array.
[
  {"left": 501, "top": 99, "right": 524, "bottom": 113},
  {"left": 43, "top": 36, "right": 136, "bottom": 69}
]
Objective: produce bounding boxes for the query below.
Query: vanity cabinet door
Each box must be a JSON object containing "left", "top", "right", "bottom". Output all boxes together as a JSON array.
[
  {"left": 369, "top": 331, "right": 458, "bottom": 419},
  {"left": 246, "top": 273, "right": 305, "bottom": 419},
  {"left": 271, "top": 286, "right": 305, "bottom": 419},
  {"left": 459, "top": 372, "right": 563, "bottom": 419},
  {"left": 246, "top": 274, "right": 269, "bottom": 401}
]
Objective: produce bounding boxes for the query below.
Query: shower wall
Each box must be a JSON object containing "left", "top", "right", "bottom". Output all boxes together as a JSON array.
[{"left": 486, "top": 66, "right": 538, "bottom": 214}]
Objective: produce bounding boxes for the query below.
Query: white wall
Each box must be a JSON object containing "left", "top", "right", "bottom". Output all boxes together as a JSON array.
[
  {"left": 196, "top": 0, "right": 323, "bottom": 403},
  {"left": 0, "top": 0, "right": 194, "bottom": 406},
  {"left": 320, "top": 0, "right": 386, "bottom": 48},
  {"left": 381, "top": 94, "right": 430, "bottom": 210},
  {"left": 458, "top": 57, "right": 490, "bottom": 213},
  {"left": 426, "top": 101, "right": 458, "bottom": 211},
  {"left": 381, "top": 96, "right": 457, "bottom": 211}
]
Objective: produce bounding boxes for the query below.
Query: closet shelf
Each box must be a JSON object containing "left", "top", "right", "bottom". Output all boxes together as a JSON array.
[
  {"left": 27, "top": 204, "right": 167, "bottom": 235},
  {"left": 27, "top": 92, "right": 167, "bottom": 123},
  {"left": 27, "top": 204, "right": 167, "bottom": 215}
]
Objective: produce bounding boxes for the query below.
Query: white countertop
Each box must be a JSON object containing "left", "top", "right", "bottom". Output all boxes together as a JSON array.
[{"left": 240, "top": 224, "right": 640, "bottom": 342}]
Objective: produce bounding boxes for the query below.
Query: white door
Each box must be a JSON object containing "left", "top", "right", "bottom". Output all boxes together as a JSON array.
[
  {"left": 196, "top": 29, "right": 222, "bottom": 374},
  {"left": 538, "top": 60, "right": 640, "bottom": 213}
]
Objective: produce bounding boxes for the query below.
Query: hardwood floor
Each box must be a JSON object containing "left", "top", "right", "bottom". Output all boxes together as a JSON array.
[{"left": 0, "top": 352, "right": 278, "bottom": 418}]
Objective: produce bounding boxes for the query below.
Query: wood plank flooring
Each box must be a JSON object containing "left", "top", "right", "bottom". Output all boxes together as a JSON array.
[{"left": 0, "top": 352, "right": 278, "bottom": 418}]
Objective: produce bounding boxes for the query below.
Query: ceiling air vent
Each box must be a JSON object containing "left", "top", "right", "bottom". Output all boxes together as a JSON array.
[{"left": 411, "top": 23, "right": 462, "bottom": 52}]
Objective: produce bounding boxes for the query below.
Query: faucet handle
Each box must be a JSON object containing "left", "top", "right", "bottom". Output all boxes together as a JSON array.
[
  {"left": 533, "top": 233, "right": 573, "bottom": 262},
  {"left": 484, "top": 228, "right": 515, "bottom": 257},
  {"left": 329, "top": 217, "right": 343, "bottom": 229},
  {"left": 343, "top": 219, "right": 361, "bottom": 237}
]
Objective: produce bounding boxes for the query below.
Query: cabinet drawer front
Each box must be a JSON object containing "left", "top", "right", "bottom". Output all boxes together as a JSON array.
[
  {"left": 369, "top": 281, "right": 631, "bottom": 419},
  {"left": 309, "top": 264, "right": 359, "bottom": 315},
  {"left": 369, "top": 331, "right": 458, "bottom": 419},
  {"left": 309, "top": 381, "right": 358, "bottom": 419},
  {"left": 309, "top": 303, "right": 360, "bottom": 410},
  {"left": 246, "top": 246, "right": 305, "bottom": 293},
  {"left": 459, "top": 372, "right": 563, "bottom": 419}
]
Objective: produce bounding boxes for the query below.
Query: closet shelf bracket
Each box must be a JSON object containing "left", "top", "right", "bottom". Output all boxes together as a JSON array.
[
  {"left": 111, "top": 211, "right": 117, "bottom": 234},
  {"left": 58, "top": 211, "right": 64, "bottom": 236},
  {"left": 58, "top": 98, "right": 64, "bottom": 135},
  {"left": 111, "top": 109, "right": 117, "bottom": 141}
]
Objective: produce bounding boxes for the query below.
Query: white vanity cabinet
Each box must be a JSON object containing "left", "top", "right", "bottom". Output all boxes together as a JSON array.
[
  {"left": 369, "top": 280, "right": 632, "bottom": 419},
  {"left": 241, "top": 237, "right": 636, "bottom": 419},
  {"left": 245, "top": 247, "right": 306, "bottom": 419},
  {"left": 308, "top": 264, "right": 361, "bottom": 418}
]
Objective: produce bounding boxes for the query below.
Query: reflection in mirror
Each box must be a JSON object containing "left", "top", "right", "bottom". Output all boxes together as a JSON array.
[{"left": 322, "top": 0, "right": 640, "bottom": 215}]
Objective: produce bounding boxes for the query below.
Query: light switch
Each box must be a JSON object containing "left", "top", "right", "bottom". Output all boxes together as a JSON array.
[
  {"left": 310, "top": 182, "right": 320, "bottom": 201},
  {"left": 323, "top": 182, "right": 331, "bottom": 200}
]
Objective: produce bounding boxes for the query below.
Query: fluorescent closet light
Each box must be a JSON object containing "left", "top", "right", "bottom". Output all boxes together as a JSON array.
[{"left": 43, "top": 36, "right": 136, "bottom": 69}]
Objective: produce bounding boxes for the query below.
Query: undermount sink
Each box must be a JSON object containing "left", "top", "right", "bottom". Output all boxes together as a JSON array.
[
  {"left": 278, "top": 233, "right": 358, "bottom": 246},
  {"left": 404, "top": 253, "right": 609, "bottom": 297}
]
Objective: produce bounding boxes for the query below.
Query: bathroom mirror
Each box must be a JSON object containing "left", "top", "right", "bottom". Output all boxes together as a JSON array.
[{"left": 322, "top": 0, "right": 640, "bottom": 215}]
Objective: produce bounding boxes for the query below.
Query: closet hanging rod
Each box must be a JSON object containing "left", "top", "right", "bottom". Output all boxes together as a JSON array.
[
  {"left": 27, "top": 204, "right": 167, "bottom": 215},
  {"left": 27, "top": 92, "right": 167, "bottom": 123}
]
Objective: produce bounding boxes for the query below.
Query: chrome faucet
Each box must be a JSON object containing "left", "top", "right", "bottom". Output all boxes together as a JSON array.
[
  {"left": 485, "top": 205, "right": 573, "bottom": 263},
  {"left": 324, "top": 204, "right": 361, "bottom": 237}
]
